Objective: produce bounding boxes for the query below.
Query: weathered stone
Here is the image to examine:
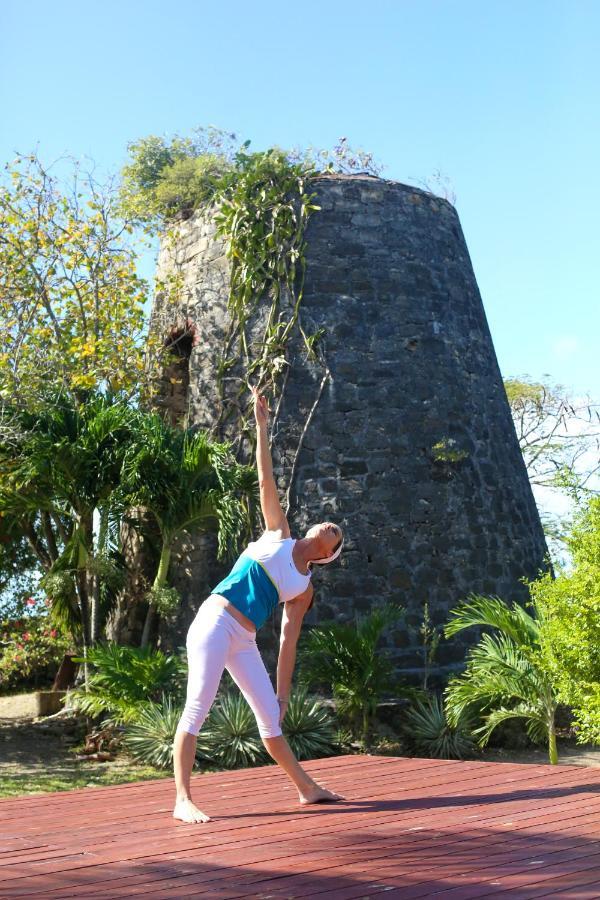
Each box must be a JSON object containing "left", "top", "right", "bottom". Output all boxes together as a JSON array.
[{"left": 148, "top": 173, "right": 548, "bottom": 681}]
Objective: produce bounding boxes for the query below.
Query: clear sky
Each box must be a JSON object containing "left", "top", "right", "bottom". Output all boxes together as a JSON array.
[{"left": 1, "top": 0, "right": 598, "bottom": 399}]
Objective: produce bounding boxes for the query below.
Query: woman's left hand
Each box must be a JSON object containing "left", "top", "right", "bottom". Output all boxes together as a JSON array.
[{"left": 277, "top": 698, "right": 289, "bottom": 725}]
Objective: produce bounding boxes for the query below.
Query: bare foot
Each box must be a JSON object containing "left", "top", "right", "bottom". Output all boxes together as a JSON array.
[
  {"left": 173, "top": 798, "right": 211, "bottom": 823},
  {"left": 298, "top": 782, "right": 345, "bottom": 805}
]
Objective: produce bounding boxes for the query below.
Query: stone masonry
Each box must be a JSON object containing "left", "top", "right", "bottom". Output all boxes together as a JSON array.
[{"left": 149, "top": 173, "right": 549, "bottom": 683}]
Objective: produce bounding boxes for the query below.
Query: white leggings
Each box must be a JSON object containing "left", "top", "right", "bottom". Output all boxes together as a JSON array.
[{"left": 176, "top": 599, "right": 283, "bottom": 740}]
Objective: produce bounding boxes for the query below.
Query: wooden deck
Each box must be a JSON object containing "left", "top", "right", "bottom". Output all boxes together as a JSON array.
[{"left": 2, "top": 754, "right": 600, "bottom": 899}]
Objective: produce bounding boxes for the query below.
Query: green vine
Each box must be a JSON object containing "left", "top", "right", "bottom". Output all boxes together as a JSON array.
[{"left": 211, "top": 147, "right": 324, "bottom": 453}]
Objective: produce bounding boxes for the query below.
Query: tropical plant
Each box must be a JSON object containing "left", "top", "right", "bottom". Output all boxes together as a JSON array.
[
  {"left": 401, "top": 693, "right": 476, "bottom": 760},
  {"left": 200, "top": 691, "right": 268, "bottom": 769},
  {"left": 0, "top": 390, "right": 256, "bottom": 665},
  {"left": 444, "top": 594, "right": 559, "bottom": 764},
  {"left": 121, "top": 692, "right": 194, "bottom": 769},
  {"left": 297, "top": 602, "right": 407, "bottom": 746},
  {"left": 281, "top": 685, "right": 340, "bottom": 760},
  {"left": 0, "top": 391, "right": 135, "bottom": 670},
  {"left": 530, "top": 496, "right": 600, "bottom": 743},
  {"left": 119, "top": 413, "right": 257, "bottom": 645},
  {"left": 68, "top": 642, "right": 187, "bottom": 725}
]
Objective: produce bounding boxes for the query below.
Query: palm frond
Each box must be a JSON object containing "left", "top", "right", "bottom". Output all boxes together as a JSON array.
[{"left": 444, "top": 594, "right": 539, "bottom": 646}]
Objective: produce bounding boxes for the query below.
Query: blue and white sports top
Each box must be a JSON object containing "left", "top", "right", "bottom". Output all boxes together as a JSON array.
[{"left": 210, "top": 532, "right": 312, "bottom": 629}]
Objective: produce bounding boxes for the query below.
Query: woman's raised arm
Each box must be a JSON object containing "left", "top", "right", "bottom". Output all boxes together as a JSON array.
[{"left": 252, "top": 386, "right": 290, "bottom": 537}]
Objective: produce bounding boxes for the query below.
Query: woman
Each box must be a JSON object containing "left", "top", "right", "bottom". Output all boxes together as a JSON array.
[{"left": 173, "top": 386, "right": 345, "bottom": 823}]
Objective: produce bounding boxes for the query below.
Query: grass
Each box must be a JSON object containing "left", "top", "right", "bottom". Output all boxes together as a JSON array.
[{"left": 0, "top": 754, "right": 170, "bottom": 799}]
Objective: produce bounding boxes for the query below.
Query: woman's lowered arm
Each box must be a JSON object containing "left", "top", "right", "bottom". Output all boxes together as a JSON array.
[
  {"left": 252, "top": 385, "right": 290, "bottom": 537},
  {"left": 276, "top": 585, "right": 314, "bottom": 722}
]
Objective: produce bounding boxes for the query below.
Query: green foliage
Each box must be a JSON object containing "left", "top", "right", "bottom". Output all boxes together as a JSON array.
[
  {"left": 154, "top": 154, "right": 230, "bottom": 217},
  {"left": 402, "top": 694, "right": 476, "bottom": 760},
  {"left": 119, "top": 129, "right": 383, "bottom": 466},
  {"left": 444, "top": 594, "right": 559, "bottom": 764},
  {"left": 431, "top": 438, "right": 469, "bottom": 464},
  {"left": 0, "top": 594, "right": 72, "bottom": 694},
  {"left": 122, "top": 692, "right": 191, "bottom": 769},
  {"left": 121, "top": 684, "right": 344, "bottom": 772},
  {"left": 200, "top": 690, "right": 268, "bottom": 769},
  {"left": 0, "top": 151, "right": 153, "bottom": 404},
  {"left": 280, "top": 685, "right": 340, "bottom": 760},
  {"left": 530, "top": 496, "right": 600, "bottom": 743},
  {"left": 68, "top": 642, "right": 187, "bottom": 725},
  {"left": 297, "top": 602, "right": 407, "bottom": 745},
  {"left": 118, "top": 127, "right": 240, "bottom": 227},
  {"left": 0, "top": 390, "right": 256, "bottom": 655},
  {"left": 118, "top": 129, "right": 382, "bottom": 229},
  {"left": 213, "top": 146, "right": 322, "bottom": 437},
  {"left": 504, "top": 375, "right": 599, "bottom": 561},
  {"left": 119, "top": 411, "right": 257, "bottom": 563},
  {"left": 146, "top": 584, "right": 180, "bottom": 617}
]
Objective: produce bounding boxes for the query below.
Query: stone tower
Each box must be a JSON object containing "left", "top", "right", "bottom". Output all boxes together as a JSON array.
[{"left": 149, "top": 173, "right": 548, "bottom": 682}]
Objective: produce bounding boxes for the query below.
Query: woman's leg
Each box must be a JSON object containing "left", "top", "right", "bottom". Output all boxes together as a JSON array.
[
  {"left": 226, "top": 632, "right": 344, "bottom": 804},
  {"left": 173, "top": 607, "right": 231, "bottom": 823}
]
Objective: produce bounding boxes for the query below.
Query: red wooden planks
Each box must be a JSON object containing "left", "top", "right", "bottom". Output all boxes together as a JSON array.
[{"left": 1, "top": 754, "right": 600, "bottom": 900}]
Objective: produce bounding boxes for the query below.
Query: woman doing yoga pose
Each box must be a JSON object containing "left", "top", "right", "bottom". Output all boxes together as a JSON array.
[{"left": 173, "top": 386, "right": 345, "bottom": 823}]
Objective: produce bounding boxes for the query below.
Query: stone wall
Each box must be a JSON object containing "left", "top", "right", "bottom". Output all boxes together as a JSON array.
[{"left": 149, "top": 174, "right": 548, "bottom": 683}]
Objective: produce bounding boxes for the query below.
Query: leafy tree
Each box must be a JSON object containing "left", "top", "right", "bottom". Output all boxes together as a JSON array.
[
  {"left": 530, "top": 496, "right": 600, "bottom": 743},
  {"left": 118, "top": 128, "right": 240, "bottom": 228},
  {"left": 0, "top": 151, "right": 157, "bottom": 405},
  {"left": 444, "top": 595, "right": 559, "bottom": 764},
  {"left": 505, "top": 376, "right": 599, "bottom": 553}
]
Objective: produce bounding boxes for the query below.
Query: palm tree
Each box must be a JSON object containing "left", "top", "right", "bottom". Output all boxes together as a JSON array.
[
  {"left": 0, "top": 392, "right": 133, "bottom": 679},
  {"left": 119, "top": 413, "right": 257, "bottom": 646},
  {"left": 444, "top": 594, "right": 559, "bottom": 764}
]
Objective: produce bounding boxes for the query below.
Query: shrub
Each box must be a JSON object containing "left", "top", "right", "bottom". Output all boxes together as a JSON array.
[
  {"left": 200, "top": 691, "right": 268, "bottom": 769},
  {"left": 297, "top": 601, "right": 407, "bottom": 746},
  {"left": 443, "top": 594, "right": 559, "bottom": 763},
  {"left": 122, "top": 693, "right": 193, "bottom": 769},
  {"left": 402, "top": 694, "right": 476, "bottom": 760},
  {"left": 530, "top": 496, "right": 600, "bottom": 743},
  {"left": 0, "top": 595, "right": 72, "bottom": 694},
  {"left": 68, "top": 642, "right": 187, "bottom": 724},
  {"left": 280, "top": 685, "right": 339, "bottom": 760}
]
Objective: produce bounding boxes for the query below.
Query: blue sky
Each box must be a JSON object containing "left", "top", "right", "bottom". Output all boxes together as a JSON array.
[{"left": 1, "top": 0, "right": 598, "bottom": 399}]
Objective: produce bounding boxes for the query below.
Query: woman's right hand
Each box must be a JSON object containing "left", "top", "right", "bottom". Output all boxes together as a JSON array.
[{"left": 251, "top": 385, "right": 269, "bottom": 428}]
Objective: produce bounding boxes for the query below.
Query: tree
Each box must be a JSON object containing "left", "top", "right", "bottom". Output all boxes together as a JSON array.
[
  {"left": 119, "top": 412, "right": 257, "bottom": 646},
  {"left": 0, "top": 150, "right": 157, "bottom": 406},
  {"left": 0, "top": 392, "right": 257, "bottom": 682},
  {"left": 505, "top": 376, "right": 599, "bottom": 499},
  {"left": 529, "top": 496, "right": 600, "bottom": 744},
  {"left": 444, "top": 595, "right": 559, "bottom": 764},
  {"left": 0, "top": 392, "right": 134, "bottom": 680}
]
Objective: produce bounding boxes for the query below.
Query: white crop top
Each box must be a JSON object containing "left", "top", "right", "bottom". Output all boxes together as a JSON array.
[{"left": 244, "top": 532, "right": 312, "bottom": 603}]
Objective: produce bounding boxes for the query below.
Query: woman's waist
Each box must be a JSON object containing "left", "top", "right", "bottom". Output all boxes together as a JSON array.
[{"left": 203, "top": 594, "right": 257, "bottom": 634}]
